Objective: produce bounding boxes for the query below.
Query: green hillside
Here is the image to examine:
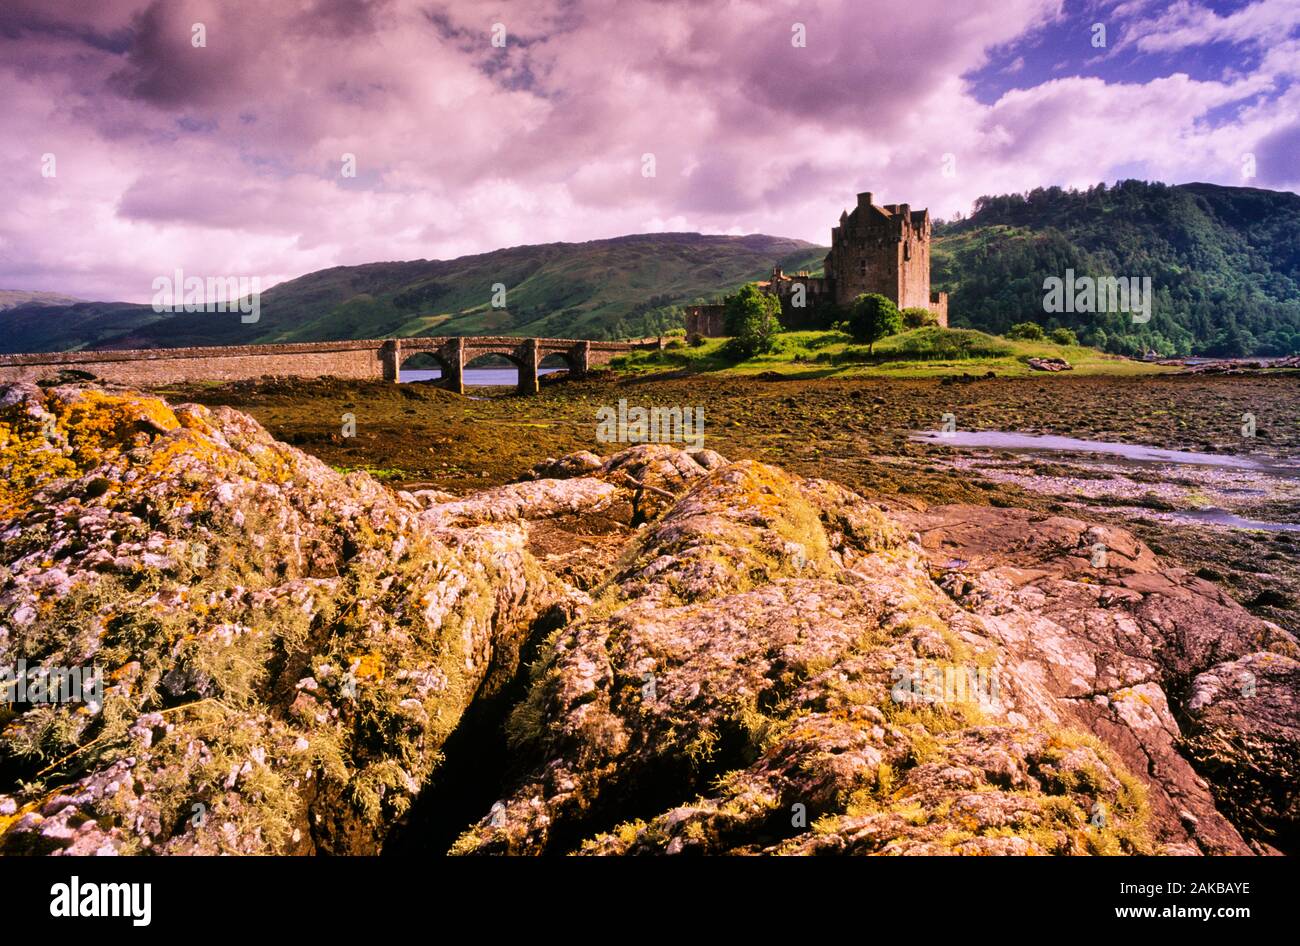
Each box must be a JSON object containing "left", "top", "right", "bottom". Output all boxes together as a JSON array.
[
  {"left": 609, "top": 327, "right": 1166, "bottom": 378},
  {"left": 932, "top": 180, "right": 1300, "bottom": 357},
  {"left": 0, "top": 234, "right": 824, "bottom": 352}
]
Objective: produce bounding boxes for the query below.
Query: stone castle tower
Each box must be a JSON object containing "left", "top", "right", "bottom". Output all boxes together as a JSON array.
[
  {"left": 684, "top": 190, "right": 948, "bottom": 337},
  {"left": 825, "top": 192, "right": 947, "bottom": 322}
]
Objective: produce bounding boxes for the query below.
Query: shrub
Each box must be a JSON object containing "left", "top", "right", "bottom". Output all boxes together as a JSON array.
[
  {"left": 722, "top": 284, "right": 782, "bottom": 358},
  {"left": 1049, "top": 327, "right": 1079, "bottom": 346},
  {"left": 848, "top": 293, "right": 903, "bottom": 353},
  {"left": 1006, "top": 321, "right": 1046, "bottom": 341},
  {"left": 901, "top": 307, "right": 938, "bottom": 329}
]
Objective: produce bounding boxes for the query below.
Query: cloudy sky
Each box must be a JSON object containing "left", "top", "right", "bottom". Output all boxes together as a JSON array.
[{"left": 2, "top": 0, "right": 1298, "bottom": 302}]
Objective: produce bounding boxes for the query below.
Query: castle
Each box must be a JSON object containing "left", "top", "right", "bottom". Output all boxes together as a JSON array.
[{"left": 685, "top": 191, "right": 948, "bottom": 335}]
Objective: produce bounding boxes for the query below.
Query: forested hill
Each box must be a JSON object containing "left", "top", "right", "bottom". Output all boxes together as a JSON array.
[{"left": 932, "top": 180, "right": 1300, "bottom": 357}]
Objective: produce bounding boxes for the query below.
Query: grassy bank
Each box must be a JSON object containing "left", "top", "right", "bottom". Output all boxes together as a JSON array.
[{"left": 611, "top": 327, "right": 1172, "bottom": 378}]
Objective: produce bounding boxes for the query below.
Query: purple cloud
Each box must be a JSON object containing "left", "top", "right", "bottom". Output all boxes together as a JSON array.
[{"left": 0, "top": 0, "right": 1296, "bottom": 302}]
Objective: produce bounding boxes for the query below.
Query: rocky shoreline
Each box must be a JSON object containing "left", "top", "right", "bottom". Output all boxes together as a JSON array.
[{"left": 0, "top": 383, "right": 1294, "bottom": 855}]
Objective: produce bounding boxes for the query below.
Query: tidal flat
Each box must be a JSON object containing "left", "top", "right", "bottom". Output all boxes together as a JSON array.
[{"left": 160, "top": 372, "right": 1300, "bottom": 636}]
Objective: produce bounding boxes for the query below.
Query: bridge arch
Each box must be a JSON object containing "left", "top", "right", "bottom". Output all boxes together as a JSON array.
[
  {"left": 397, "top": 349, "right": 449, "bottom": 384},
  {"left": 463, "top": 350, "right": 527, "bottom": 392},
  {"left": 539, "top": 351, "right": 577, "bottom": 372},
  {"left": 464, "top": 348, "right": 527, "bottom": 369}
]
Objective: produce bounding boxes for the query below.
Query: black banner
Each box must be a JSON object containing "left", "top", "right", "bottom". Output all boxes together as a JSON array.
[{"left": 2, "top": 854, "right": 1279, "bottom": 934}]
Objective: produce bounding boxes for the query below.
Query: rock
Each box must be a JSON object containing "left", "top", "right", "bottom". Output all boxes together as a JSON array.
[
  {"left": 420, "top": 477, "right": 619, "bottom": 528},
  {"left": 597, "top": 443, "right": 720, "bottom": 521},
  {"left": 529, "top": 452, "right": 603, "bottom": 480},
  {"left": 899, "top": 504, "right": 1297, "bottom": 854},
  {"left": 1182, "top": 652, "right": 1300, "bottom": 852},
  {"left": 1027, "top": 357, "right": 1072, "bottom": 372},
  {"left": 939, "top": 371, "right": 997, "bottom": 385},
  {"left": 450, "top": 465, "right": 1156, "bottom": 856},
  {"left": 0, "top": 384, "right": 566, "bottom": 855}
]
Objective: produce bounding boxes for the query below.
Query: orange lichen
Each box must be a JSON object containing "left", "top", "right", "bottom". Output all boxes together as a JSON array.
[
  {"left": 348, "top": 652, "right": 387, "bottom": 681},
  {"left": 0, "top": 389, "right": 198, "bottom": 520},
  {"left": 53, "top": 390, "right": 180, "bottom": 467},
  {"left": 0, "top": 414, "right": 79, "bottom": 520}
]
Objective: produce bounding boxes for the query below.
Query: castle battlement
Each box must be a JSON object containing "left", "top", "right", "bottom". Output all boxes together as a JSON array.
[
  {"left": 685, "top": 190, "right": 949, "bottom": 338},
  {"left": 826, "top": 191, "right": 943, "bottom": 318}
]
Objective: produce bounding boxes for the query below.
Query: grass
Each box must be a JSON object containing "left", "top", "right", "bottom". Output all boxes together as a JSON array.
[
  {"left": 610, "top": 327, "right": 1173, "bottom": 378},
  {"left": 331, "top": 465, "right": 411, "bottom": 481}
]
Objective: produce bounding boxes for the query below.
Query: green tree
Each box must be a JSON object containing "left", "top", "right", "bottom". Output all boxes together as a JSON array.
[
  {"left": 1006, "top": 321, "right": 1046, "bottom": 341},
  {"left": 1082, "top": 327, "right": 1108, "bottom": 351},
  {"left": 1049, "top": 327, "right": 1078, "bottom": 346},
  {"left": 1205, "top": 323, "right": 1249, "bottom": 357},
  {"left": 722, "top": 284, "right": 782, "bottom": 358},
  {"left": 849, "top": 293, "right": 903, "bottom": 353}
]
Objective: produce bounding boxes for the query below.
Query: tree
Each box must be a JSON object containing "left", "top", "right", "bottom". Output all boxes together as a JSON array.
[
  {"left": 848, "top": 293, "right": 903, "bottom": 353},
  {"left": 1049, "top": 327, "right": 1078, "bottom": 346},
  {"left": 1205, "top": 323, "right": 1249, "bottom": 358},
  {"left": 1006, "top": 321, "right": 1046, "bottom": 341},
  {"left": 722, "top": 284, "right": 782, "bottom": 358},
  {"left": 1082, "top": 327, "right": 1108, "bottom": 351}
]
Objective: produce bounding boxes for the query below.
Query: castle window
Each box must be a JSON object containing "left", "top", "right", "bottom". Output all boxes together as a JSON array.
[
  {"left": 904, "top": 241, "right": 911, "bottom": 261},
  {"left": 858, "top": 260, "right": 867, "bottom": 276}
]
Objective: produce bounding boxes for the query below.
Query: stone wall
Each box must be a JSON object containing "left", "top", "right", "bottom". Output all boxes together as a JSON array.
[
  {"left": 897, "top": 213, "right": 932, "bottom": 311},
  {"left": 929, "top": 291, "right": 949, "bottom": 328},
  {"left": 684, "top": 304, "right": 726, "bottom": 338}
]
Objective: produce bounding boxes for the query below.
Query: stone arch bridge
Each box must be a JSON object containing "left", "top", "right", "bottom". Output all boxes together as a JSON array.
[{"left": 0, "top": 336, "right": 663, "bottom": 395}]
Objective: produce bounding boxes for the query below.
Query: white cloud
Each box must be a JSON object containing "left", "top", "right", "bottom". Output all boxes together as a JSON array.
[{"left": 0, "top": 0, "right": 1295, "bottom": 302}]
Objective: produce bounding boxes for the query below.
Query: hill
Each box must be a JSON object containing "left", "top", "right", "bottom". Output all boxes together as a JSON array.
[
  {"left": 0, "top": 234, "right": 824, "bottom": 353},
  {"left": 931, "top": 180, "right": 1300, "bottom": 357},
  {"left": 0, "top": 290, "right": 84, "bottom": 311},
  {"left": 608, "top": 326, "right": 1166, "bottom": 378}
]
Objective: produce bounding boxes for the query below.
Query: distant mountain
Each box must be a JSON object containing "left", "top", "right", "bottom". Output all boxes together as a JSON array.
[
  {"left": 0, "top": 290, "right": 84, "bottom": 311},
  {"left": 0, "top": 234, "right": 824, "bottom": 353},
  {"left": 932, "top": 180, "right": 1300, "bottom": 357}
]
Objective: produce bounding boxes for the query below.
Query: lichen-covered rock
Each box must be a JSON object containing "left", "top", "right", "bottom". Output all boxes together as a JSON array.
[
  {"left": 0, "top": 383, "right": 568, "bottom": 854},
  {"left": 1182, "top": 652, "right": 1299, "bottom": 853},
  {"left": 899, "top": 504, "right": 1298, "bottom": 855},
  {"left": 421, "top": 477, "right": 619, "bottom": 529},
  {"left": 450, "top": 462, "right": 1158, "bottom": 856},
  {"left": 596, "top": 444, "right": 720, "bottom": 521}
]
